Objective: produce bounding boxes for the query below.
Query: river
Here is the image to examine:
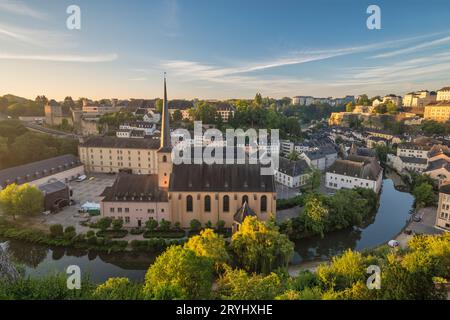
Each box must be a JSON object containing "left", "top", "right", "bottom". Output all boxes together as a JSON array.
[{"left": 2, "top": 171, "right": 414, "bottom": 283}]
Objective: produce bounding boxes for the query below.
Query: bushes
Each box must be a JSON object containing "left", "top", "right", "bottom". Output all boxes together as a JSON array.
[
  {"left": 96, "top": 229, "right": 128, "bottom": 239},
  {"left": 130, "top": 228, "right": 144, "bottom": 235},
  {"left": 276, "top": 195, "right": 305, "bottom": 210},
  {"left": 130, "top": 239, "right": 167, "bottom": 252},
  {"left": 49, "top": 224, "right": 64, "bottom": 238},
  {"left": 111, "top": 218, "right": 124, "bottom": 231}
]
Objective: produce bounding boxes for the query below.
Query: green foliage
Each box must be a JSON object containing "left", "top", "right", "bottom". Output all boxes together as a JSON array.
[
  {"left": 287, "top": 150, "right": 300, "bottom": 161},
  {"left": 317, "top": 250, "right": 368, "bottom": 291},
  {"left": 421, "top": 120, "right": 449, "bottom": 135},
  {"left": 184, "top": 229, "right": 230, "bottom": 268},
  {"left": 93, "top": 278, "right": 143, "bottom": 300},
  {"left": 217, "top": 267, "right": 284, "bottom": 300},
  {"left": 49, "top": 224, "right": 64, "bottom": 238},
  {"left": 0, "top": 274, "right": 93, "bottom": 300},
  {"left": 158, "top": 218, "right": 171, "bottom": 231},
  {"left": 143, "top": 245, "right": 214, "bottom": 299},
  {"left": 303, "top": 168, "right": 321, "bottom": 191},
  {"left": 231, "top": 216, "right": 294, "bottom": 274},
  {"left": 412, "top": 183, "right": 437, "bottom": 208},
  {"left": 97, "top": 217, "right": 112, "bottom": 231},
  {"left": 0, "top": 121, "right": 78, "bottom": 170},
  {"left": 0, "top": 183, "right": 44, "bottom": 219},
  {"left": 301, "top": 194, "right": 329, "bottom": 238},
  {"left": 189, "top": 219, "right": 202, "bottom": 231},
  {"left": 216, "top": 220, "right": 226, "bottom": 230},
  {"left": 145, "top": 218, "right": 158, "bottom": 231},
  {"left": 111, "top": 218, "right": 124, "bottom": 231}
]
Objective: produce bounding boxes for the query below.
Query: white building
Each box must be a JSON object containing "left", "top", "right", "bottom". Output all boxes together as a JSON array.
[
  {"left": 326, "top": 155, "right": 383, "bottom": 193},
  {"left": 301, "top": 147, "right": 338, "bottom": 171},
  {"left": 119, "top": 121, "right": 156, "bottom": 136},
  {"left": 437, "top": 87, "right": 450, "bottom": 101},
  {"left": 274, "top": 158, "right": 311, "bottom": 188}
]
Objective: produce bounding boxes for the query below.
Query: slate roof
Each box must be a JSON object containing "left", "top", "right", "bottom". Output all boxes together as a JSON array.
[
  {"left": 80, "top": 136, "right": 160, "bottom": 149},
  {"left": 169, "top": 163, "right": 275, "bottom": 193},
  {"left": 424, "top": 158, "right": 450, "bottom": 172},
  {"left": 327, "top": 157, "right": 382, "bottom": 181},
  {"left": 0, "top": 155, "right": 81, "bottom": 188},
  {"left": 277, "top": 157, "right": 310, "bottom": 177},
  {"left": 304, "top": 146, "right": 337, "bottom": 160},
  {"left": 399, "top": 156, "right": 428, "bottom": 165},
  {"left": 439, "top": 183, "right": 450, "bottom": 194},
  {"left": 428, "top": 145, "right": 450, "bottom": 158},
  {"left": 101, "top": 173, "right": 168, "bottom": 202},
  {"left": 38, "top": 180, "right": 68, "bottom": 194}
]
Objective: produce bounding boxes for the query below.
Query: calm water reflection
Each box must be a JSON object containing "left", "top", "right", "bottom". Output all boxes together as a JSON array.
[
  {"left": 291, "top": 174, "right": 414, "bottom": 263},
  {"left": 1, "top": 172, "right": 414, "bottom": 282}
]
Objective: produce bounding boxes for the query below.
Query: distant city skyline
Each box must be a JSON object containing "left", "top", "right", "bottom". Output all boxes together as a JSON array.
[{"left": 1, "top": 0, "right": 450, "bottom": 100}]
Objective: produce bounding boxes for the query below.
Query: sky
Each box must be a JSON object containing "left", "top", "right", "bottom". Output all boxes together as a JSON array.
[{"left": 1, "top": 0, "right": 450, "bottom": 101}]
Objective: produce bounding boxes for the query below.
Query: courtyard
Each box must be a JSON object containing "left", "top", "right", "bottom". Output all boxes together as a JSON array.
[{"left": 42, "top": 173, "right": 116, "bottom": 232}]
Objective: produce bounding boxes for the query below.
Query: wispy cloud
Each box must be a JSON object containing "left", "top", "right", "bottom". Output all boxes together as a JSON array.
[
  {"left": 0, "top": 23, "right": 76, "bottom": 47},
  {"left": 0, "top": 0, "right": 46, "bottom": 19},
  {"left": 0, "top": 53, "right": 118, "bottom": 63},
  {"left": 371, "top": 35, "right": 450, "bottom": 59}
]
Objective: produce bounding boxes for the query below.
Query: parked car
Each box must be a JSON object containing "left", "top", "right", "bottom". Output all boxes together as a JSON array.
[
  {"left": 412, "top": 215, "right": 422, "bottom": 222},
  {"left": 388, "top": 240, "right": 399, "bottom": 248},
  {"left": 76, "top": 175, "right": 87, "bottom": 182}
]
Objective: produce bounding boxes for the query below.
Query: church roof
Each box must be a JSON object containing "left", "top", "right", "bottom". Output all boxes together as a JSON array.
[{"left": 169, "top": 163, "right": 275, "bottom": 193}]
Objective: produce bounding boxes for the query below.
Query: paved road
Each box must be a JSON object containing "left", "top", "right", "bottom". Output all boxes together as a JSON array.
[{"left": 23, "top": 122, "right": 79, "bottom": 139}]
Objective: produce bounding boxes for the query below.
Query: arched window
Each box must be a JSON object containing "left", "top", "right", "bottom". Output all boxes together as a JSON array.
[
  {"left": 162, "top": 155, "right": 167, "bottom": 162},
  {"left": 242, "top": 195, "right": 249, "bottom": 205},
  {"left": 204, "top": 195, "right": 211, "bottom": 212},
  {"left": 260, "top": 195, "right": 267, "bottom": 212},
  {"left": 186, "top": 195, "right": 193, "bottom": 212},
  {"left": 223, "top": 195, "right": 229, "bottom": 212}
]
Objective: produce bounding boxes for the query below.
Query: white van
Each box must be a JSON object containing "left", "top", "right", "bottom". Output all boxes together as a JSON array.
[{"left": 76, "top": 175, "right": 87, "bottom": 182}]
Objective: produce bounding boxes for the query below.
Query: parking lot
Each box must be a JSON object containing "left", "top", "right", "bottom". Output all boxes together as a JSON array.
[{"left": 42, "top": 173, "right": 116, "bottom": 232}]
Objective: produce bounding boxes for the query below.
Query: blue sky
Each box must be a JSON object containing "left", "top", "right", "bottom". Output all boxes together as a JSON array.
[{"left": 1, "top": 0, "right": 450, "bottom": 100}]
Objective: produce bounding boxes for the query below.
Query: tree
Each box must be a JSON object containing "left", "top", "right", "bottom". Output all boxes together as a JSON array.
[
  {"left": 155, "top": 99, "right": 163, "bottom": 113},
  {"left": 143, "top": 245, "right": 214, "bottom": 299},
  {"left": 301, "top": 194, "right": 329, "bottom": 237},
  {"left": 356, "top": 94, "right": 370, "bottom": 106},
  {"left": 49, "top": 224, "right": 64, "bottom": 238},
  {"left": 145, "top": 219, "right": 158, "bottom": 231},
  {"left": 386, "top": 101, "right": 397, "bottom": 114},
  {"left": 93, "top": 277, "right": 143, "bottom": 300},
  {"left": 254, "top": 93, "right": 263, "bottom": 106},
  {"left": 172, "top": 109, "right": 183, "bottom": 122},
  {"left": 412, "top": 183, "right": 436, "bottom": 208},
  {"left": 190, "top": 219, "right": 202, "bottom": 231},
  {"left": 159, "top": 218, "right": 171, "bottom": 231},
  {"left": 217, "top": 267, "right": 284, "bottom": 300},
  {"left": 316, "top": 250, "right": 368, "bottom": 291},
  {"left": 0, "top": 183, "right": 43, "bottom": 218},
  {"left": 184, "top": 229, "right": 230, "bottom": 268},
  {"left": 287, "top": 150, "right": 300, "bottom": 161},
  {"left": 231, "top": 216, "right": 294, "bottom": 274},
  {"left": 303, "top": 168, "right": 321, "bottom": 191},
  {"left": 345, "top": 102, "right": 355, "bottom": 112},
  {"left": 111, "top": 219, "right": 124, "bottom": 231},
  {"left": 97, "top": 217, "right": 112, "bottom": 232}
]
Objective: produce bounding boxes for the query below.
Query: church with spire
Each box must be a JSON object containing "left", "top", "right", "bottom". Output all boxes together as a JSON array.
[{"left": 97, "top": 75, "right": 276, "bottom": 231}]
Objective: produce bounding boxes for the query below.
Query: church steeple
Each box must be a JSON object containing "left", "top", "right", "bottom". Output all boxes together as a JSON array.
[{"left": 159, "top": 73, "right": 171, "bottom": 151}]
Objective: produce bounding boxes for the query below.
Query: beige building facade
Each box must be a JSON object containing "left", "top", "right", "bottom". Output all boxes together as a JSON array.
[{"left": 424, "top": 102, "right": 450, "bottom": 122}]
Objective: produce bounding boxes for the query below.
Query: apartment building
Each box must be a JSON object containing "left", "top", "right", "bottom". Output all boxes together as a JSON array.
[
  {"left": 424, "top": 102, "right": 450, "bottom": 122},
  {"left": 78, "top": 136, "right": 160, "bottom": 174},
  {"left": 436, "top": 184, "right": 450, "bottom": 231},
  {"left": 437, "top": 87, "right": 450, "bottom": 101}
]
